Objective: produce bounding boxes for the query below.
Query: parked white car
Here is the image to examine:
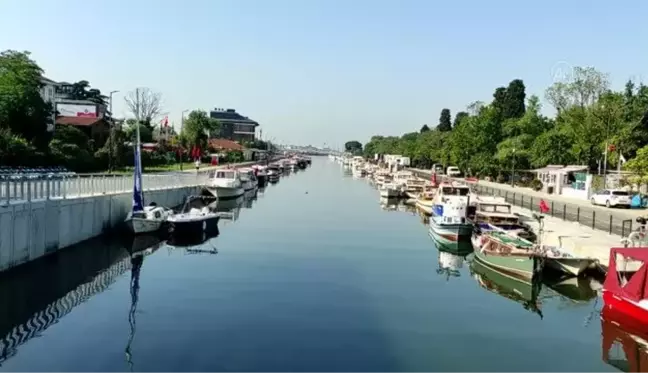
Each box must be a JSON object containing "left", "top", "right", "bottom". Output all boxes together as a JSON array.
[
  {"left": 446, "top": 166, "right": 461, "bottom": 177},
  {"left": 590, "top": 189, "right": 631, "bottom": 208}
]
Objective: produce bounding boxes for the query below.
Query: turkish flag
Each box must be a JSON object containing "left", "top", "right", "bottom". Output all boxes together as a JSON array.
[{"left": 539, "top": 199, "right": 550, "bottom": 214}]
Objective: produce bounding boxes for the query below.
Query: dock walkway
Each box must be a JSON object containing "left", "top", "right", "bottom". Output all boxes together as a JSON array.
[{"left": 411, "top": 168, "right": 645, "bottom": 238}]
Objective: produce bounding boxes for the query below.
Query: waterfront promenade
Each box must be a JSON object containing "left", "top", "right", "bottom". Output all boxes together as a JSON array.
[
  {"left": 0, "top": 160, "right": 275, "bottom": 272},
  {"left": 0, "top": 160, "right": 264, "bottom": 205},
  {"left": 412, "top": 168, "right": 645, "bottom": 238}
]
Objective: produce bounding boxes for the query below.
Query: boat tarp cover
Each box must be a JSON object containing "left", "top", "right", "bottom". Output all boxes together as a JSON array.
[{"left": 604, "top": 247, "right": 648, "bottom": 302}]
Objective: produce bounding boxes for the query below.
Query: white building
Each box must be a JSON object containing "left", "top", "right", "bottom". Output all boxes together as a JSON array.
[{"left": 39, "top": 77, "right": 61, "bottom": 132}]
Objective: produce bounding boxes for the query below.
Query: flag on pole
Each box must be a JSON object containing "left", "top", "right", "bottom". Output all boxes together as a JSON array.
[{"left": 539, "top": 199, "right": 550, "bottom": 214}]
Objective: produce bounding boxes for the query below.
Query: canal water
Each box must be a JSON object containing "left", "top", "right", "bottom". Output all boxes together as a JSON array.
[{"left": 0, "top": 158, "right": 616, "bottom": 371}]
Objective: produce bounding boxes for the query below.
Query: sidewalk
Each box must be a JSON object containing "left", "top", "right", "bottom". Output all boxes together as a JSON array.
[{"left": 412, "top": 168, "right": 645, "bottom": 220}]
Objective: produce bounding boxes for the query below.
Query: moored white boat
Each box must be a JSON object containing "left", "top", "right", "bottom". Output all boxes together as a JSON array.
[
  {"left": 239, "top": 167, "right": 258, "bottom": 191},
  {"left": 167, "top": 196, "right": 220, "bottom": 238},
  {"left": 125, "top": 204, "right": 173, "bottom": 234},
  {"left": 429, "top": 198, "right": 473, "bottom": 246},
  {"left": 206, "top": 169, "right": 245, "bottom": 199},
  {"left": 123, "top": 121, "right": 171, "bottom": 234}
]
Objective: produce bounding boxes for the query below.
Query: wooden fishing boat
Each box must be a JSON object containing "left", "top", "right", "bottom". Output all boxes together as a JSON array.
[
  {"left": 472, "top": 231, "right": 544, "bottom": 282},
  {"left": 415, "top": 183, "right": 437, "bottom": 215}
]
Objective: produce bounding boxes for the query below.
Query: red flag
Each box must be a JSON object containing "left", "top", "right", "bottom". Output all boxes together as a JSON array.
[
  {"left": 539, "top": 199, "right": 550, "bottom": 214},
  {"left": 161, "top": 116, "right": 168, "bottom": 127}
]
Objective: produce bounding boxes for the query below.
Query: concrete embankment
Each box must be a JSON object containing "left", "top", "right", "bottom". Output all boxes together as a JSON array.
[
  {"left": 0, "top": 186, "right": 198, "bottom": 272},
  {"left": 0, "top": 159, "right": 283, "bottom": 273}
]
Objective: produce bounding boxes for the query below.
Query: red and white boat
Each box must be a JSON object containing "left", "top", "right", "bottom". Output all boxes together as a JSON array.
[{"left": 602, "top": 247, "right": 648, "bottom": 325}]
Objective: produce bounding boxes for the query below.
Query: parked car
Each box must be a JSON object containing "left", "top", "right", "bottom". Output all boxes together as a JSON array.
[
  {"left": 446, "top": 166, "right": 461, "bottom": 177},
  {"left": 590, "top": 189, "right": 632, "bottom": 208}
]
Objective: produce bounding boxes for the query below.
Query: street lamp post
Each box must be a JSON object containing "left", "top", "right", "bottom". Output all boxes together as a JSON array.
[
  {"left": 602, "top": 115, "right": 611, "bottom": 189},
  {"left": 511, "top": 147, "right": 516, "bottom": 187},
  {"left": 180, "top": 109, "right": 189, "bottom": 170},
  {"left": 108, "top": 90, "right": 119, "bottom": 172}
]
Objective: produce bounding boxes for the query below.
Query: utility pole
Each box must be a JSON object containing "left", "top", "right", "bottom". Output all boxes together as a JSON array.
[
  {"left": 603, "top": 113, "right": 610, "bottom": 189},
  {"left": 180, "top": 109, "right": 189, "bottom": 170},
  {"left": 511, "top": 148, "right": 516, "bottom": 187},
  {"left": 108, "top": 90, "right": 119, "bottom": 172}
]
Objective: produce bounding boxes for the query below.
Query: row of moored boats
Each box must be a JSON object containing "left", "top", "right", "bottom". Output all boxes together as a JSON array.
[
  {"left": 336, "top": 153, "right": 648, "bottom": 362},
  {"left": 124, "top": 156, "right": 311, "bottom": 242},
  {"left": 334, "top": 154, "right": 602, "bottom": 281}
]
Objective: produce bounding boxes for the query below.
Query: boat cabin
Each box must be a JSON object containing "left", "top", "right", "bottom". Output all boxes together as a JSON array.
[
  {"left": 474, "top": 202, "right": 519, "bottom": 226},
  {"left": 210, "top": 169, "right": 240, "bottom": 181},
  {"left": 438, "top": 185, "right": 471, "bottom": 197}
]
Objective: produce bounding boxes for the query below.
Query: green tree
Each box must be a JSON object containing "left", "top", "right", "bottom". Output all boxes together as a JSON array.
[
  {"left": 503, "top": 79, "right": 526, "bottom": 120},
  {"left": 125, "top": 119, "right": 154, "bottom": 143},
  {"left": 420, "top": 124, "right": 430, "bottom": 133},
  {"left": 437, "top": 108, "right": 452, "bottom": 131},
  {"left": 181, "top": 110, "right": 220, "bottom": 150},
  {"left": 529, "top": 128, "right": 575, "bottom": 167},
  {"left": 453, "top": 111, "right": 469, "bottom": 128},
  {"left": 63, "top": 80, "right": 108, "bottom": 106},
  {"left": 49, "top": 125, "right": 96, "bottom": 172},
  {"left": 625, "top": 145, "right": 648, "bottom": 183},
  {"left": 0, "top": 50, "right": 52, "bottom": 149},
  {"left": 344, "top": 140, "right": 363, "bottom": 154},
  {"left": 0, "top": 128, "right": 37, "bottom": 166}
]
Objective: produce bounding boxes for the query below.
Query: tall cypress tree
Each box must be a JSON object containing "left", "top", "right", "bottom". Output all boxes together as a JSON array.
[{"left": 437, "top": 108, "right": 452, "bottom": 132}]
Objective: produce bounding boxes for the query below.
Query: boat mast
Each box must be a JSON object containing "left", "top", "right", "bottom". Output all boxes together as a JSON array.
[{"left": 132, "top": 118, "right": 145, "bottom": 212}]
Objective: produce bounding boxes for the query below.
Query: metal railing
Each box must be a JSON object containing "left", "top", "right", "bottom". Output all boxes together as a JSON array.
[
  {"left": 409, "top": 169, "right": 636, "bottom": 237},
  {"left": 0, "top": 173, "right": 209, "bottom": 205},
  {"left": 471, "top": 184, "right": 634, "bottom": 237}
]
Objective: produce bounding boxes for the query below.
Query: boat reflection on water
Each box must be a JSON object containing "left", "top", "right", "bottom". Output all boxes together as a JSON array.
[
  {"left": 543, "top": 273, "right": 602, "bottom": 303},
  {"left": 124, "top": 238, "right": 163, "bottom": 371},
  {"left": 470, "top": 258, "right": 544, "bottom": 319},
  {"left": 601, "top": 306, "right": 648, "bottom": 372},
  {"left": 243, "top": 189, "right": 258, "bottom": 208},
  {"left": 120, "top": 233, "right": 165, "bottom": 254},
  {"left": 211, "top": 195, "right": 243, "bottom": 223},
  {"left": 379, "top": 197, "right": 400, "bottom": 211},
  {"left": 436, "top": 248, "right": 467, "bottom": 280}
]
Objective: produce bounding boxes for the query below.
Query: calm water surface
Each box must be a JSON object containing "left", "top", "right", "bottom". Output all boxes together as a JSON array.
[{"left": 0, "top": 158, "right": 616, "bottom": 371}]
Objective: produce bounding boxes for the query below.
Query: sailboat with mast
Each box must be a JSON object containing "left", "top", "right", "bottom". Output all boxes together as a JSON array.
[{"left": 124, "top": 121, "right": 172, "bottom": 234}]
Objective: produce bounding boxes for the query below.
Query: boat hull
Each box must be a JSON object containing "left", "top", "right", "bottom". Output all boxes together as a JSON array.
[
  {"left": 603, "top": 290, "right": 648, "bottom": 326},
  {"left": 125, "top": 216, "right": 164, "bottom": 234},
  {"left": 429, "top": 218, "right": 473, "bottom": 245},
  {"left": 169, "top": 215, "right": 220, "bottom": 238},
  {"left": 206, "top": 186, "right": 244, "bottom": 200},
  {"left": 473, "top": 250, "right": 540, "bottom": 282},
  {"left": 415, "top": 199, "right": 435, "bottom": 215},
  {"left": 545, "top": 257, "right": 599, "bottom": 277}
]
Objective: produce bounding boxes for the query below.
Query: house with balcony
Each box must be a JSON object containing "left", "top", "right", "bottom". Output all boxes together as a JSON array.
[{"left": 209, "top": 108, "right": 259, "bottom": 142}]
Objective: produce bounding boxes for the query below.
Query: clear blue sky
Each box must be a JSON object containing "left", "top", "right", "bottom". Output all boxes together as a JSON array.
[{"left": 3, "top": 0, "right": 647, "bottom": 148}]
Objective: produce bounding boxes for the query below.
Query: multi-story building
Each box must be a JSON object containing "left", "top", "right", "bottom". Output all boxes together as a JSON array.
[{"left": 209, "top": 108, "right": 259, "bottom": 142}]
